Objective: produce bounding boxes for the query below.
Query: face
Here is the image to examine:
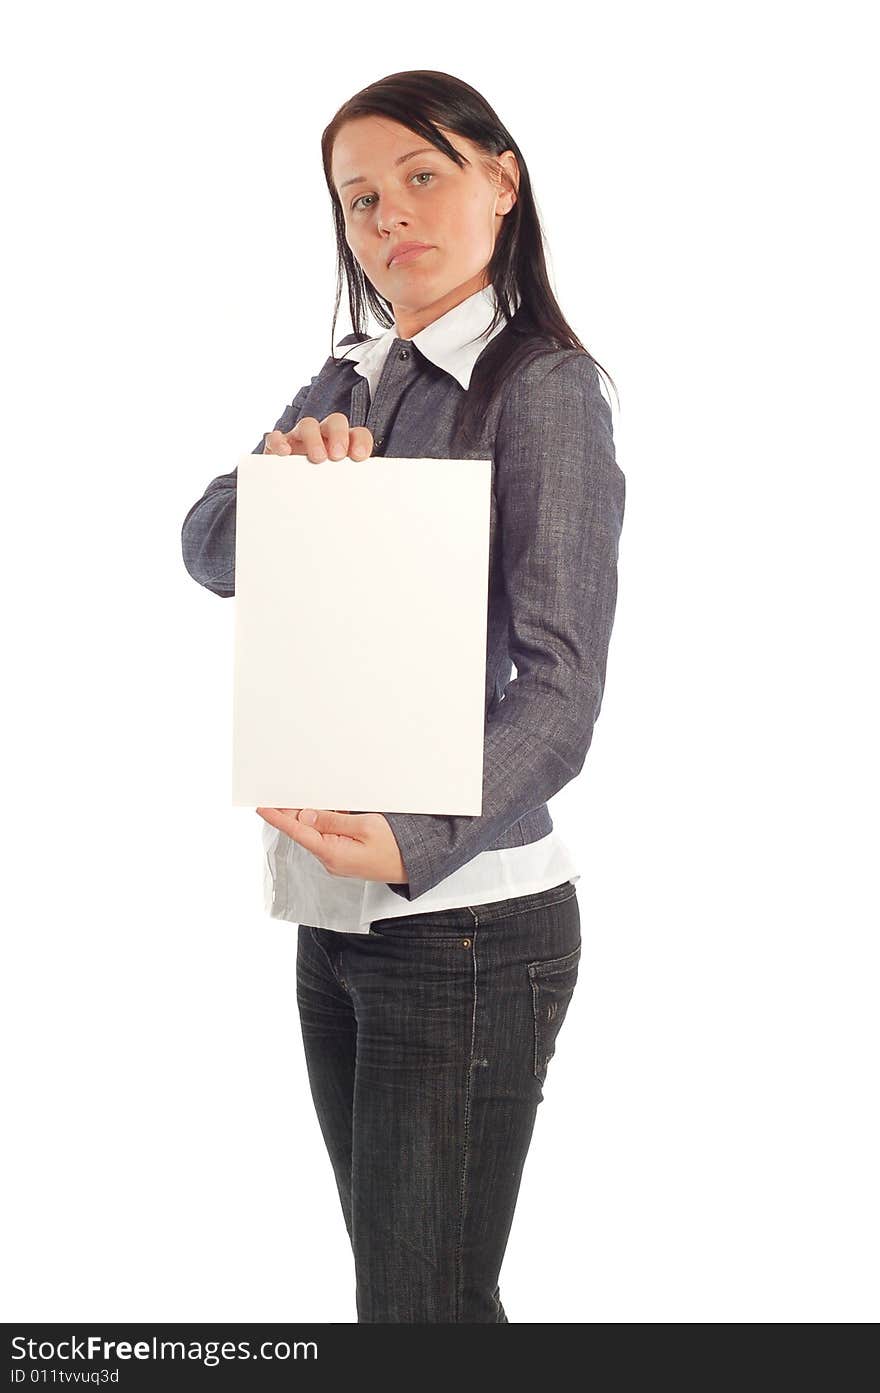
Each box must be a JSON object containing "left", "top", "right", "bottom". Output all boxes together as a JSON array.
[{"left": 330, "top": 116, "right": 519, "bottom": 339}]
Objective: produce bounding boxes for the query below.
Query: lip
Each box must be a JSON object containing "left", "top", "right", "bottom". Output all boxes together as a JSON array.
[{"left": 387, "top": 242, "right": 433, "bottom": 268}]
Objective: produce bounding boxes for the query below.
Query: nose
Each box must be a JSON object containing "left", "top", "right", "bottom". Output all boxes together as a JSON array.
[
  {"left": 377, "top": 202, "right": 411, "bottom": 237},
  {"left": 377, "top": 219, "right": 409, "bottom": 261}
]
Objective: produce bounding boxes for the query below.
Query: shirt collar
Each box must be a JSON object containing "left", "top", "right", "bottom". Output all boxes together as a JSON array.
[{"left": 335, "top": 283, "right": 519, "bottom": 395}]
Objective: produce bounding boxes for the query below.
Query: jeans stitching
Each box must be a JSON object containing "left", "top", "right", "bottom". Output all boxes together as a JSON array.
[
  {"left": 529, "top": 975, "right": 542, "bottom": 1081},
  {"left": 455, "top": 906, "right": 479, "bottom": 1321},
  {"left": 527, "top": 943, "right": 582, "bottom": 977},
  {"left": 369, "top": 933, "right": 473, "bottom": 945},
  {"left": 527, "top": 946, "right": 581, "bottom": 1084}
]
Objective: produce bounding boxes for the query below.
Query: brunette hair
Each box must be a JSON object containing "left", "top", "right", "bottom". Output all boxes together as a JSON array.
[{"left": 320, "top": 70, "right": 617, "bottom": 449}]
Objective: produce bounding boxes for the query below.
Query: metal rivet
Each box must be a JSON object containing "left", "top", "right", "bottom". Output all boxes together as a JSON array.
[
  {"left": 398, "top": 348, "right": 409, "bottom": 359},
  {"left": 462, "top": 938, "right": 471, "bottom": 948}
]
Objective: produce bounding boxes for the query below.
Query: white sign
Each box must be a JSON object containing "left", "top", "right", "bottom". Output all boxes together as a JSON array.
[{"left": 231, "top": 453, "right": 491, "bottom": 814}]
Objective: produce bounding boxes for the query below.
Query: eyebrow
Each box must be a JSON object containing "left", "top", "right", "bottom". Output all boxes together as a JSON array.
[{"left": 337, "top": 147, "right": 441, "bottom": 193}]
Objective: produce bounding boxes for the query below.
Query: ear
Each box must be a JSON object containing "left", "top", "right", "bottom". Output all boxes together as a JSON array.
[{"left": 497, "top": 150, "right": 520, "bottom": 209}]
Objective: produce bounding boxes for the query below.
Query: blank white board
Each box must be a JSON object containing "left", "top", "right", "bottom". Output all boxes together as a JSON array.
[{"left": 231, "top": 454, "right": 491, "bottom": 813}]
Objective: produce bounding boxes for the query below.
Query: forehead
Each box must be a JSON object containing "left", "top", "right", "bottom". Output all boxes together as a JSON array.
[{"left": 331, "top": 117, "right": 469, "bottom": 185}]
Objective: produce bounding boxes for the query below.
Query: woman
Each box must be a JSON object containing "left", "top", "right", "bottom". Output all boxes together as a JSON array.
[{"left": 181, "top": 70, "right": 625, "bottom": 1323}]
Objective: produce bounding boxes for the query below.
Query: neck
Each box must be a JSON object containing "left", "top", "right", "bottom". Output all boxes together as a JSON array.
[{"left": 393, "top": 271, "right": 490, "bottom": 339}]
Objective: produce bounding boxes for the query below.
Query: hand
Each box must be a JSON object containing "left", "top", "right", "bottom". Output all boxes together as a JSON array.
[
  {"left": 264, "top": 413, "right": 374, "bottom": 463},
  {"left": 255, "top": 806, "right": 407, "bottom": 884}
]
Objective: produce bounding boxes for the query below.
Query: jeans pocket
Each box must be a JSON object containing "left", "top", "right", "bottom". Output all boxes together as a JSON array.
[
  {"left": 527, "top": 942, "right": 581, "bottom": 1086},
  {"left": 368, "top": 904, "right": 476, "bottom": 943}
]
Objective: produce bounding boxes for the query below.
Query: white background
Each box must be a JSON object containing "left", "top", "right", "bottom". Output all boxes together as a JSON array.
[{"left": 2, "top": 0, "right": 877, "bottom": 1324}]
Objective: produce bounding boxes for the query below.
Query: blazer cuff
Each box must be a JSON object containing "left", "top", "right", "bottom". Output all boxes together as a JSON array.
[{"left": 381, "top": 811, "right": 436, "bottom": 901}]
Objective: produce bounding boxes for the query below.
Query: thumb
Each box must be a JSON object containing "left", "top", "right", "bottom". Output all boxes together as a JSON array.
[{"left": 299, "top": 808, "right": 361, "bottom": 836}]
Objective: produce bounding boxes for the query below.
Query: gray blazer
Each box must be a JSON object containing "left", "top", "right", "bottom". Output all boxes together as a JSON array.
[{"left": 181, "top": 328, "right": 626, "bottom": 901}]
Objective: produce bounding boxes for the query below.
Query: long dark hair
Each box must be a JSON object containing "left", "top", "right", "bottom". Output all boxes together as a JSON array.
[{"left": 320, "top": 70, "right": 617, "bottom": 451}]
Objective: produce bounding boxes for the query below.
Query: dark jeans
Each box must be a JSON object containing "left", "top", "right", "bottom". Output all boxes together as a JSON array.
[{"left": 295, "top": 879, "right": 581, "bottom": 1323}]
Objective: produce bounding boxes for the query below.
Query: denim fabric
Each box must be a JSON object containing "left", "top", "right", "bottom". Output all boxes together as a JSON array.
[
  {"left": 296, "top": 877, "right": 581, "bottom": 1322},
  {"left": 180, "top": 318, "right": 625, "bottom": 901}
]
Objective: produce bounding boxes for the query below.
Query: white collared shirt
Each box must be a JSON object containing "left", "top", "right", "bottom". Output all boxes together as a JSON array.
[
  {"left": 336, "top": 281, "right": 519, "bottom": 396},
  {"left": 262, "top": 284, "right": 580, "bottom": 932}
]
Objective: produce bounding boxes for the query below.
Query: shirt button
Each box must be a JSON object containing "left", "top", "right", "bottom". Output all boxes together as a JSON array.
[{"left": 398, "top": 349, "right": 409, "bottom": 360}]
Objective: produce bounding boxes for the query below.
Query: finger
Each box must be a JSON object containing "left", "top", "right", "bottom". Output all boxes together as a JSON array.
[
  {"left": 349, "top": 427, "right": 373, "bottom": 461},
  {"left": 321, "top": 413, "right": 352, "bottom": 462},
  {"left": 256, "top": 806, "right": 325, "bottom": 856},
  {"left": 298, "top": 809, "right": 366, "bottom": 839},
  {"left": 287, "top": 417, "right": 327, "bottom": 464},
  {"left": 264, "top": 430, "right": 292, "bottom": 455}
]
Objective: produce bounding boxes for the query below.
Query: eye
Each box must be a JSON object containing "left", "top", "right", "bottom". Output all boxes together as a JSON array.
[{"left": 351, "top": 170, "right": 435, "bottom": 212}]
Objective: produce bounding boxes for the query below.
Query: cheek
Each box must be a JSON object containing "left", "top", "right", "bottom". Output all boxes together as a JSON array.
[{"left": 460, "top": 191, "right": 493, "bottom": 231}]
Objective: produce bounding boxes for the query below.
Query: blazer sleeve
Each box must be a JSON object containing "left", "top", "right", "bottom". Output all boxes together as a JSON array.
[
  {"left": 379, "top": 350, "right": 626, "bottom": 900},
  {"left": 179, "top": 370, "right": 323, "bottom": 597}
]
